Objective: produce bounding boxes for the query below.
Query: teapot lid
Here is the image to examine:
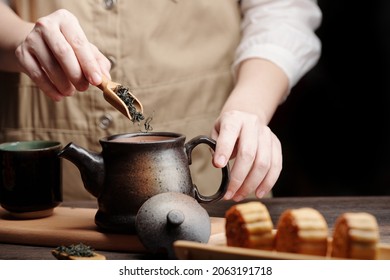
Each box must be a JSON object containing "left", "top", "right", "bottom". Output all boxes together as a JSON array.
[{"left": 135, "top": 192, "right": 211, "bottom": 258}]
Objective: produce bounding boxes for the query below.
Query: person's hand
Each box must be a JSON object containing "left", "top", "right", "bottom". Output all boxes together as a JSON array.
[
  {"left": 211, "top": 110, "right": 282, "bottom": 201},
  {"left": 15, "top": 9, "right": 111, "bottom": 101}
]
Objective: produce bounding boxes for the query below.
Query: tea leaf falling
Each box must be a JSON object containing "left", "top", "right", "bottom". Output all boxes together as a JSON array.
[{"left": 142, "top": 112, "right": 154, "bottom": 132}]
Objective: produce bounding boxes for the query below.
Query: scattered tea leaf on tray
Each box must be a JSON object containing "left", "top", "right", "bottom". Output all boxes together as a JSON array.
[{"left": 54, "top": 243, "right": 95, "bottom": 257}]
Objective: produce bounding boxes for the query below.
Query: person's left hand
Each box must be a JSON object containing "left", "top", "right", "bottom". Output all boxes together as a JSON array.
[{"left": 211, "top": 110, "right": 282, "bottom": 201}]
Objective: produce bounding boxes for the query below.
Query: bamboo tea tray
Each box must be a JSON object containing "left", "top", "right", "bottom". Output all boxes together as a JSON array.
[{"left": 174, "top": 232, "right": 390, "bottom": 260}]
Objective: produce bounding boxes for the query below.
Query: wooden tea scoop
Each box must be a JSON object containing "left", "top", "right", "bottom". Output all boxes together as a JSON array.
[{"left": 97, "top": 76, "right": 143, "bottom": 121}]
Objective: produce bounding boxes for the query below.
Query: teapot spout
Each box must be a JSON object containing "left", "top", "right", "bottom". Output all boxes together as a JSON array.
[{"left": 58, "top": 142, "right": 104, "bottom": 198}]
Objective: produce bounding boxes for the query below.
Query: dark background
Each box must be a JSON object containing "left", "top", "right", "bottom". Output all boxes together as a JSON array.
[{"left": 270, "top": 1, "right": 390, "bottom": 196}]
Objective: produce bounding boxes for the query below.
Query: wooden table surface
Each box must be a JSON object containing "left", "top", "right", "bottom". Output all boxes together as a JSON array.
[{"left": 0, "top": 196, "right": 389, "bottom": 260}]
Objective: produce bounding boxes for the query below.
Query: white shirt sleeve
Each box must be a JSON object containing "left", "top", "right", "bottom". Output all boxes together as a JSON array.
[{"left": 235, "top": 0, "right": 322, "bottom": 90}]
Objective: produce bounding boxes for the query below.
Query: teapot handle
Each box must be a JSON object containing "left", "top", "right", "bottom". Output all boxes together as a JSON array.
[{"left": 184, "top": 135, "right": 230, "bottom": 203}]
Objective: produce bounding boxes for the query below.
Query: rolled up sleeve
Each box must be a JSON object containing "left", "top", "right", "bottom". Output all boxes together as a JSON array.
[{"left": 234, "top": 0, "right": 322, "bottom": 90}]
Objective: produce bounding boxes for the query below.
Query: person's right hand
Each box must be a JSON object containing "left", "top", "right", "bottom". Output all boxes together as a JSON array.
[{"left": 15, "top": 9, "right": 111, "bottom": 101}]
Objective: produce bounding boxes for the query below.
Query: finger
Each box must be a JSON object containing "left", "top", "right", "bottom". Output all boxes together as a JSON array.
[
  {"left": 231, "top": 126, "right": 272, "bottom": 201},
  {"left": 15, "top": 44, "right": 64, "bottom": 101},
  {"left": 57, "top": 10, "right": 103, "bottom": 86},
  {"left": 226, "top": 122, "right": 260, "bottom": 201},
  {"left": 36, "top": 10, "right": 100, "bottom": 89},
  {"left": 211, "top": 125, "right": 219, "bottom": 141},
  {"left": 212, "top": 111, "right": 242, "bottom": 168},
  {"left": 255, "top": 134, "right": 283, "bottom": 198},
  {"left": 211, "top": 121, "right": 238, "bottom": 159},
  {"left": 91, "top": 44, "right": 112, "bottom": 79},
  {"left": 26, "top": 30, "right": 76, "bottom": 96},
  {"left": 34, "top": 12, "right": 90, "bottom": 91}
]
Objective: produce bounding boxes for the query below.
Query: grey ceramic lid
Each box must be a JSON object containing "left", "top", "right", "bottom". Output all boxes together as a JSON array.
[{"left": 135, "top": 192, "right": 211, "bottom": 258}]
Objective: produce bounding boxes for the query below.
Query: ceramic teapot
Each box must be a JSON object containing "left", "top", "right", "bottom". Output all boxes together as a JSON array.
[{"left": 58, "top": 132, "right": 229, "bottom": 233}]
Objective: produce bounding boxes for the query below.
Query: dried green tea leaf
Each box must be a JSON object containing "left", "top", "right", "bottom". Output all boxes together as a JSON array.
[
  {"left": 114, "top": 85, "right": 145, "bottom": 123},
  {"left": 54, "top": 243, "right": 95, "bottom": 257},
  {"left": 142, "top": 113, "right": 154, "bottom": 132}
]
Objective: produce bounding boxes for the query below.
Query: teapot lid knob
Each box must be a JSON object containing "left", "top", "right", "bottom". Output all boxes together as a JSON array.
[{"left": 167, "top": 209, "right": 185, "bottom": 226}]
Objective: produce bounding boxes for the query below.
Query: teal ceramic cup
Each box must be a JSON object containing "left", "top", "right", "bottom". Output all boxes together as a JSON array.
[{"left": 0, "top": 141, "right": 62, "bottom": 219}]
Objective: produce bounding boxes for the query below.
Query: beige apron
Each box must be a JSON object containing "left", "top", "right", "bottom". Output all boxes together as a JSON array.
[{"left": 0, "top": 0, "right": 241, "bottom": 200}]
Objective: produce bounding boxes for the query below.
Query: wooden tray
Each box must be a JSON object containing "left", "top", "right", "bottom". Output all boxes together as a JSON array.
[
  {"left": 174, "top": 232, "right": 390, "bottom": 260},
  {"left": 0, "top": 206, "right": 225, "bottom": 253},
  {"left": 0, "top": 206, "right": 145, "bottom": 252}
]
